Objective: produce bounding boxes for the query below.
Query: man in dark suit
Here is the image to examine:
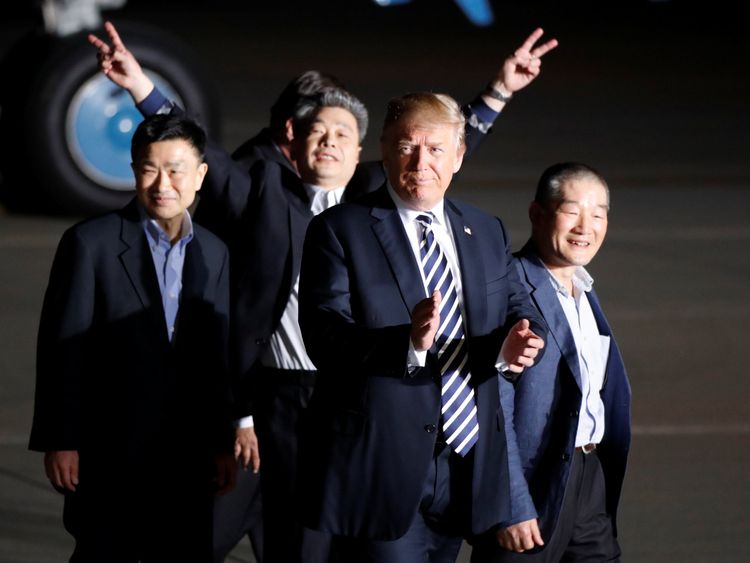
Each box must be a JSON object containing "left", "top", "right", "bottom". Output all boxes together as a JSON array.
[
  {"left": 89, "top": 21, "right": 556, "bottom": 563},
  {"left": 471, "top": 162, "right": 631, "bottom": 562},
  {"left": 297, "top": 92, "right": 546, "bottom": 563},
  {"left": 28, "top": 113, "right": 236, "bottom": 562}
]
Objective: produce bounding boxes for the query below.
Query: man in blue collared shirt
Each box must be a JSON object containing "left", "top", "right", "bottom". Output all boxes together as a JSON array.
[
  {"left": 472, "top": 162, "right": 632, "bottom": 563},
  {"left": 29, "top": 114, "right": 237, "bottom": 562}
]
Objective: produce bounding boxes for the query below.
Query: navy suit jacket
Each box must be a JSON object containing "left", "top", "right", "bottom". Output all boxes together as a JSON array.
[
  {"left": 500, "top": 242, "right": 631, "bottom": 540},
  {"left": 297, "top": 186, "right": 546, "bottom": 540},
  {"left": 29, "top": 199, "right": 232, "bottom": 484}
]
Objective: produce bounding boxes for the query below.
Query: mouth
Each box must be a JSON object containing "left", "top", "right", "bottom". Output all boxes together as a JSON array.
[
  {"left": 568, "top": 239, "right": 591, "bottom": 248},
  {"left": 315, "top": 152, "right": 338, "bottom": 162}
]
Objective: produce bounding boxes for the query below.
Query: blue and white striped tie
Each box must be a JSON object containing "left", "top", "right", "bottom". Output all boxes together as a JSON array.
[{"left": 416, "top": 213, "right": 479, "bottom": 456}]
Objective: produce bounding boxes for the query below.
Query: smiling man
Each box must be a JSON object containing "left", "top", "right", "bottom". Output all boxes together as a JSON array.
[
  {"left": 297, "top": 92, "right": 546, "bottom": 563},
  {"left": 29, "top": 114, "right": 235, "bottom": 562},
  {"left": 471, "top": 162, "right": 632, "bottom": 563}
]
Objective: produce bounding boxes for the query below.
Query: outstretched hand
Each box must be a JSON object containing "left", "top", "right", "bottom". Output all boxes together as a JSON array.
[
  {"left": 88, "top": 21, "right": 154, "bottom": 103},
  {"left": 500, "top": 319, "right": 544, "bottom": 373}
]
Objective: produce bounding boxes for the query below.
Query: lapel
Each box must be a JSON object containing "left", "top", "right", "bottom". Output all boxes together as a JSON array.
[
  {"left": 444, "top": 199, "right": 486, "bottom": 334},
  {"left": 176, "top": 234, "right": 208, "bottom": 346},
  {"left": 517, "top": 242, "right": 583, "bottom": 390},
  {"left": 369, "top": 187, "right": 426, "bottom": 315},
  {"left": 284, "top": 171, "right": 313, "bottom": 284},
  {"left": 117, "top": 200, "right": 169, "bottom": 343}
]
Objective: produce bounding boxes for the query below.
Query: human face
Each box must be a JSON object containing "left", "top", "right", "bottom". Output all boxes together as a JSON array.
[
  {"left": 132, "top": 139, "right": 207, "bottom": 241},
  {"left": 294, "top": 106, "right": 361, "bottom": 189},
  {"left": 531, "top": 177, "right": 609, "bottom": 280},
  {"left": 381, "top": 119, "right": 464, "bottom": 211}
]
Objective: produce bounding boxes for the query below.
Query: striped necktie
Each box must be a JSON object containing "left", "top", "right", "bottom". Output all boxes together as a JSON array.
[{"left": 416, "top": 213, "right": 479, "bottom": 456}]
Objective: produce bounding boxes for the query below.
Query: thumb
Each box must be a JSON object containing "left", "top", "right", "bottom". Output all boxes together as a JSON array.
[{"left": 516, "top": 318, "right": 530, "bottom": 332}]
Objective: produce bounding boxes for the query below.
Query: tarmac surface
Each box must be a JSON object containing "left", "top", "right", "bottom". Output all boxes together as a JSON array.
[{"left": 1, "top": 1, "right": 749, "bottom": 561}]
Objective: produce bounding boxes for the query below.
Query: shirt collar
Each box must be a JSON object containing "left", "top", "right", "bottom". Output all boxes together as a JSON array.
[
  {"left": 535, "top": 257, "right": 593, "bottom": 297},
  {"left": 139, "top": 204, "right": 194, "bottom": 247},
  {"left": 304, "top": 183, "right": 346, "bottom": 209}
]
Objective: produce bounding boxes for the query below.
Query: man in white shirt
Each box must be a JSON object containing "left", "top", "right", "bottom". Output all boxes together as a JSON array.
[{"left": 472, "top": 162, "right": 632, "bottom": 563}]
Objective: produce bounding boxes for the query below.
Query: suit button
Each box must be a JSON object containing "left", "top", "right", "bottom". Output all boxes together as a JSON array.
[
  {"left": 570, "top": 410, "right": 579, "bottom": 417},
  {"left": 424, "top": 424, "right": 437, "bottom": 433},
  {"left": 562, "top": 453, "right": 571, "bottom": 461}
]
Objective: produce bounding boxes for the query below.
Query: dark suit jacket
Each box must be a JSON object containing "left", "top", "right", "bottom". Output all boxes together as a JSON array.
[
  {"left": 296, "top": 186, "right": 546, "bottom": 540},
  {"left": 499, "top": 242, "right": 631, "bottom": 541},
  {"left": 29, "top": 200, "right": 232, "bottom": 485},
  {"left": 190, "top": 138, "right": 377, "bottom": 417}
]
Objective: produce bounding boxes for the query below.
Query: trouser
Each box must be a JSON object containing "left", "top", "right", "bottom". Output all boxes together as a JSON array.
[
  {"left": 333, "top": 441, "right": 472, "bottom": 563},
  {"left": 254, "top": 366, "right": 332, "bottom": 563},
  {"left": 471, "top": 449, "right": 621, "bottom": 563}
]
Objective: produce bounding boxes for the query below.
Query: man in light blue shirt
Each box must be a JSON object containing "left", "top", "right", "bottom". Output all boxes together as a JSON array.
[{"left": 472, "top": 162, "right": 632, "bottom": 563}]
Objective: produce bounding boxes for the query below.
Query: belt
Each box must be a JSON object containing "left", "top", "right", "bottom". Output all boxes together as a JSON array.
[{"left": 575, "top": 443, "right": 597, "bottom": 454}]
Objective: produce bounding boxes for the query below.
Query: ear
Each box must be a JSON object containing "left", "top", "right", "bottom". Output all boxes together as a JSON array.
[
  {"left": 195, "top": 162, "right": 208, "bottom": 191},
  {"left": 284, "top": 117, "right": 295, "bottom": 143},
  {"left": 453, "top": 145, "right": 465, "bottom": 174}
]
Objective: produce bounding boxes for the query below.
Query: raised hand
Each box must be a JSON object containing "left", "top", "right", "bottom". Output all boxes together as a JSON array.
[{"left": 88, "top": 21, "right": 154, "bottom": 103}]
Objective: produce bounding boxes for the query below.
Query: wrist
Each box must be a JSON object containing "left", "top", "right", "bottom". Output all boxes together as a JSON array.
[{"left": 485, "top": 82, "right": 513, "bottom": 103}]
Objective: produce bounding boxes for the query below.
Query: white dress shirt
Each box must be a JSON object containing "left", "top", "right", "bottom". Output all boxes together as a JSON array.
[{"left": 548, "top": 265, "right": 610, "bottom": 447}]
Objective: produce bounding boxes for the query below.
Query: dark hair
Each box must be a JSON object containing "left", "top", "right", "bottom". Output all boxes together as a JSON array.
[
  {"left": 131, "top": 113, "right": 207, "bottom": 163},
  {"left": 269, "top": 70, "right": 346, "bottom": 134},
  {"left": 534, "top": 162, "right": 610, "bottom": 210},
  {"left": 292, "top": 87, "right": 369, "bottom": 143}
]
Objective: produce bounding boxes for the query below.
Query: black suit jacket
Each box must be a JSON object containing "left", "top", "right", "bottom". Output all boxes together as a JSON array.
[
  {"left": 29, "top": 200, "right": 232, "bottom": 482},
  {"left": 296, "top": 186, "right": 546, "bottom": 540}
]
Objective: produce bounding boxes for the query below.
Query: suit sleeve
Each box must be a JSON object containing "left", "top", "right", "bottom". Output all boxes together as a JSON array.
[
  {"left": 498, "top": 375, "right": 539, "bottom": 527},
  {"left": 299, "top": 214, "right": 412, "bottom": 377},
  {"left": 499, "top": 219, "right": 548, "bottom": 361},
  {"left": 29, "top": 228, "right": 95, "bottom": 452}
]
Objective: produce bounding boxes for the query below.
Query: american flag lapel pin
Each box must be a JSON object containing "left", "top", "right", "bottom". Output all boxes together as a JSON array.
[{"left": 464, "top": 226, "right": 472, "bottom": 236}]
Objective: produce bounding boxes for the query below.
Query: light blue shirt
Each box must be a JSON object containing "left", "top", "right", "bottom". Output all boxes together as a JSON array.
[{"left": 140, "top": 207, "right": 194, "bottom": 343}]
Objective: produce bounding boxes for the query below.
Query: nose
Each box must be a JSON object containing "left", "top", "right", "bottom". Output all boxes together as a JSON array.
[
  {"left": 575, "top": 212, "right": 591, "bottom": 232},
  {"left": 321, "top": 131, "right": 336, "bottom": 147},
  {"left": 408, "top": 146, "right": 429, "bottom": 169},
  {"left": 156, "top": 169, "right": 171, "bottom": 190}
]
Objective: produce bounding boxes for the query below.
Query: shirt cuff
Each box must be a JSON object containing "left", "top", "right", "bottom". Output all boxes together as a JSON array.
[
  {"left": 467, "top": 97, "right": 501, "bottom": 125},
  {"left": 234, "top": 416, "right": 254, "bottom": 429},
  {"left": 408, "top": 341, "right": 427, "bottom": 370},
  {"left": 136, "top": 86, "right": 173, "bottom": 117}
]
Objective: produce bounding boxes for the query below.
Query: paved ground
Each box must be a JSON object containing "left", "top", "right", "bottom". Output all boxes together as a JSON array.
[{"left": 1, "top": 1, "right": 749, "bottom": 561}]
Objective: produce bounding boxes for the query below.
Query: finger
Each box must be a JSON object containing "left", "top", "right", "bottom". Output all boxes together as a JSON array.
[
  {"left": 87, "top": 33, "right": 110, "bottom": 53},
  {"left": 525, "top": 336, "right": 545, "bottom": 349},
  {"left": 432, "top": 290, "right": 442, "bottom": 307},
  {"left": 532, "top": 523, "right": 545, "bottom": 546},
  {"left": 234, "top": 440, "right": 241, "bottom": 460},
  {"left": 531, "top": 38, "right": 559, "bottom": 58},
  {"left": 519, "top": 27, "right": 545, "bottom": 52},
  {"left": 104, "top": 21, "right": 126, "bottom": 51},
  {"left": 514, "top": 318, "right": 531, "bottom": 332},
  {"left": 252, "top": 450, "right": 261, "bottom": 473}
]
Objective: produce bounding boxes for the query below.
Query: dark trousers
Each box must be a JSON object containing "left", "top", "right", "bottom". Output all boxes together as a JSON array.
[
  {"left": 332, "top": 443, "right": 471, "bottom": 563},
  {"left": 64, "top": 475, "right": 214, "bottom": 563},
  {"left": 472, "top": 450, "right": 620, "bottom": 563},
  {"left": 254, "top": 366, "right": 332, "bottom": 563},
  {"left": 212, "top": 464, "right": 264, "bottom": 562}
]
